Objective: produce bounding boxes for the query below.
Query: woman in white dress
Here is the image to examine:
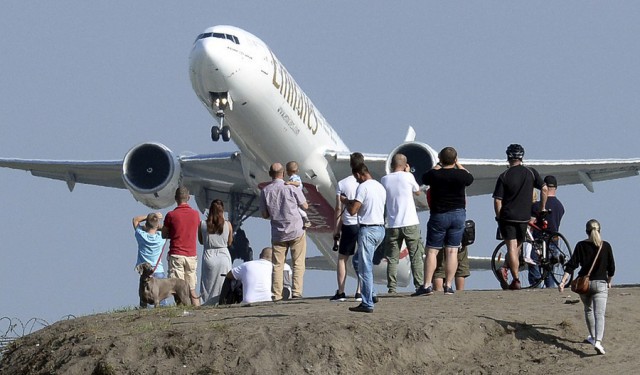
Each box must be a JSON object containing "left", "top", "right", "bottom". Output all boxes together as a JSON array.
[{"left": 199, "top": 199, "right": 233, "bottom": 305}]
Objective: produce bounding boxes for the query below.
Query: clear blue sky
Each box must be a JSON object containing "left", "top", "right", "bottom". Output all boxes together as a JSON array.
[{"left": 1, "top": 2, "right": 639, "bottom": 323}]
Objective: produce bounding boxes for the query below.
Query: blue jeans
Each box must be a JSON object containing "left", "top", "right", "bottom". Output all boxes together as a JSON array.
[
  {"left": 528, "top": 241, "right": 560, "bottom": 288},
  {"left": 527, "top": 253, "right": 555, "bottom": 288},
  {"left": 580, "top": 280, "right": 608, "bottom": 342},
  {"left": 357, "top": 225, "right": 385, "bottom": 309}
]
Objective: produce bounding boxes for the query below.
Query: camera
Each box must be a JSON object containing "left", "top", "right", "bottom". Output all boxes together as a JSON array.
[{"left": 332, "top": 233, "right": 340, "bottom": 252}]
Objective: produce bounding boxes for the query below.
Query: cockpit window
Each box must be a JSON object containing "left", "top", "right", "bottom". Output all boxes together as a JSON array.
[{"left": 195, "top": 32, "right": 240, "bottom": 45}]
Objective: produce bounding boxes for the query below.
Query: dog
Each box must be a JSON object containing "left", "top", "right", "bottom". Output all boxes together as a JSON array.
[{"left": 135, "top": 262, "right": 191, "bottom": 308}]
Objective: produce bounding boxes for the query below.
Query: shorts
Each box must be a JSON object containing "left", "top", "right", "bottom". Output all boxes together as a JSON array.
[
  {"left": 338, "top": 224, "right": 359, "bottom": 256},
  {"left": 426, "top": 209, "right": 466, "bottom": 249},
  {"left": 168, "top": 255, "right": 198, "bottom": 290},
  {"left": 433, "top": 246, "right": 470, "bottom": 279},
  {"left": 499, "top": 221, "right": 528, "bottom": 242}
]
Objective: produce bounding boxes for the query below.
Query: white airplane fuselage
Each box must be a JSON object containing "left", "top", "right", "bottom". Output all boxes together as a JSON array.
[
  {"left": 188, "top": 25, "right": 411, "bottom": 286},
  {"left": 190, "top": 26, "right": 347, "bottom": 193}
]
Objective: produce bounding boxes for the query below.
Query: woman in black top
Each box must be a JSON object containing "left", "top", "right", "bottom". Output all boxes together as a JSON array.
[{"left": 559, "top": 219, "right": 615, "bottom": 355}]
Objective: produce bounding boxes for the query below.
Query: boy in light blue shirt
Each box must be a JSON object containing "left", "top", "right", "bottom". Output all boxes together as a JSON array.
[{"left": 133, "top": 212, "right": 168, "bottom": 306}]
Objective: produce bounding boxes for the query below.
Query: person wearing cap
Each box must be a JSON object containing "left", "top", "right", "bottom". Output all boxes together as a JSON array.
[
  {"left": 529, "top": 175, "right": 565, "bottom": 287},
  {"left": 534, "top": 176, "right": 565, "bottom": 234},
  {"left": 493, "top": 144, "right": 548, "bottom": 290}
]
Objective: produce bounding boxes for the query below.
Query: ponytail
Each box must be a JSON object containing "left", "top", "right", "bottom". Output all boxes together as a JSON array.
[{"left": 586, "top": 219, "right": 603, "bottom": 248}]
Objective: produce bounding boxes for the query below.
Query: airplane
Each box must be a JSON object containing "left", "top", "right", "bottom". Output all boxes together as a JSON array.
[{"left": 2, "top": 25, "right": 640, "bottom": 289}]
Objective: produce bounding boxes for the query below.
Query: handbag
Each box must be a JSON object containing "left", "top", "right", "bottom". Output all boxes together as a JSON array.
[
  {"left": 570, "top": 275, "right": 590, "bottom": 294},
  {"left": 570, "top": 244, "right": 603, "bottom": 294}
]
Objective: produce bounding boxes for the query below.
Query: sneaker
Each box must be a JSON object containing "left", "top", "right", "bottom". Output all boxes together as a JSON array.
[
  {"left": 411, "top": 285, "right": 434, "bottom": 297},
  {"left": 594, "top": 341, "right": 606, "bottom": 355},
  {"left": 584, "top": 335, "right": 595, "bottom": 345},
  {"left": 444, "top": 285, "right": 455, "bottom": 295},
  {"left": 291, "top": 294, "right": 303, "bottom": 299},
  {"left": 354, "top": 293, "right": 362, "bottom": 302},
  {"left": 348, "top": 304, "right": 373, "bottom": 313},
  {"left": 329, "top": 291, "right": 346, "bottom": 302},
  {"left": 372, "top": 295, "right": 379, "bottom": 304},
  {"left": 509, "top": 279, "right": 521, "bottom": 290}
]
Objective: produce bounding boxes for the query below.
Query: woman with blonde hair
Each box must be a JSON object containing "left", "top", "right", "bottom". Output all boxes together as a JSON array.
[
  {"left": 559, "top": 219, "right": 615, "bottom": 355},
  {"left": 199, "top": 199, "right": 233, "bottom": 305}
]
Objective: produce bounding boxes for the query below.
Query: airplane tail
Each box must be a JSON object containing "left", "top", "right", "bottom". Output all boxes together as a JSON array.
[{"left": 404, "top": 126, "right": 416, "bottom": 142}]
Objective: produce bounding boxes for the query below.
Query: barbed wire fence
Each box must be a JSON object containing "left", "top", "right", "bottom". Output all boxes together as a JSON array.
[{"left": 0, "top": 315, "right": 76, "bottom": 361}]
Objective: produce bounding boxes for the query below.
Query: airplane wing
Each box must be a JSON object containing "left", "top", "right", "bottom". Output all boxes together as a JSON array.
[
  {"left": 0, "top": 147, "right": 255, "bottom": 213},
  {"left": 462, "top": 158, "right": 640, "bottom": 196},
  {"left": 0, "top": 158, "right": 124, "bottom": 192},
  {"left": 326, "top": 152, "right": 640, "bottom": 199}
]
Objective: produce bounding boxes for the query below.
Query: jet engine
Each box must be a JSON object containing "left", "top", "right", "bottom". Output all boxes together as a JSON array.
[
  {"left": 122, "top": 142, "right": 181, "bottom": 209},
  {"left": 386, "top": 141, "right": 439, "bottom": 182},
  {"left": 386, "top": 141, "right": 439, "bottom": 210}
]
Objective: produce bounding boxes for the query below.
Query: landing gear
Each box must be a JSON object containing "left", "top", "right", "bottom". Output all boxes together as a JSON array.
[
  {"left": 221, "top": 125, "right": 230, "bottom": 142},
  {"left": 210, "top": 95, "right": 231, "bottom": 142},
  {"left": 211, "top": 125, "right": 220, "bottom": 142},
  {"left": 211, "top": 124, "right": 231, "bottom": 142}
]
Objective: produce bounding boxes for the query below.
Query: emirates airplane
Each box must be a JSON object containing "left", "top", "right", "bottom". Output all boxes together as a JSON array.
[{"left": 2, "top": 25, "right": 640, "bottom": 287}]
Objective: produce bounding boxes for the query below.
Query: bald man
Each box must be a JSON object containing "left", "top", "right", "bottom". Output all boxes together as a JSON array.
[{"left": 260, "top": 163, "right": 308, "bottom": 301}]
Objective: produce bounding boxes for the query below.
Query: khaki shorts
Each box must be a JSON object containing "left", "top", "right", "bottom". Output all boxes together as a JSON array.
[
  {"left": 433, "top": 246, "right": 470, "bottom": 279},
  {"left": 168, "top": 255, "right": 198, "bottom": 290}
]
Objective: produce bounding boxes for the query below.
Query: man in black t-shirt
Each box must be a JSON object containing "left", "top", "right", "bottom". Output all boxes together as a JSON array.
[
  {"left": 493, "top": 144, "right": 548, "bottom": 290},
  {"left": 413, "top": 147, "right": 473, "bottom": 296}
]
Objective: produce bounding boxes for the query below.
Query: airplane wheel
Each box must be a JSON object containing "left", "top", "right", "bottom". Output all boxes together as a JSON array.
[
  {"left": 211, "top": 126, "right": 220, "bottom": 142},
  {"left": 221, "top": 126, "right": 231, "bottom": 142}
]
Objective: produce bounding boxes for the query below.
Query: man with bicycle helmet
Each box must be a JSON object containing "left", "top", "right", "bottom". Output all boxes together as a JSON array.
[{"left": 493, "top": 144, "right": 548, "bottom": 290}]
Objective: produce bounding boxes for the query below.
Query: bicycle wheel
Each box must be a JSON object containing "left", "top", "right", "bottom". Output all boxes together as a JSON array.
[
  {"left": 491, "top": 240, "right": 542, "bottom": 289},
  {"left": 546, "top": 232, "right": 572, "bottom": 285}
]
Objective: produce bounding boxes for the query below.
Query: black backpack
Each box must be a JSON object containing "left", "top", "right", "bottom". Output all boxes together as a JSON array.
[{"left": 461, "top": 220, "right": 475, "bottom": 247}]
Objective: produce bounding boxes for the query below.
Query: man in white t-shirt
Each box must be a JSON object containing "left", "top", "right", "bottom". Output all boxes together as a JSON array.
[
  {"left": 330, "top": 152, "right": 364, "bottom": 302},
  {"left": 381, "top": 153, "right": 425, "bottom": 293},
  {"left": 227, "top": 247, "right": 274, "bottom": 304},
  {"left": 341, "top": 163, "right": 386, "bottom": 313}
]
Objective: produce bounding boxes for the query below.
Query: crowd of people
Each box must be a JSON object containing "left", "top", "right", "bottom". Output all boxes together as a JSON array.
[{"left": 133, "top": 144, "right": 616, "bottom": 355}]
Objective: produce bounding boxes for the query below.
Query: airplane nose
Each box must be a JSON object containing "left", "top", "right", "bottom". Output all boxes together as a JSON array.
[{"left": 189, "top": 39, "right": 230, "bottom": 98}]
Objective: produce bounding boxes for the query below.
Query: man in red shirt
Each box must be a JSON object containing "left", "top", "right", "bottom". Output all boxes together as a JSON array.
[{"left": 162, "top": 186, "right": 201, "bottom": 306}]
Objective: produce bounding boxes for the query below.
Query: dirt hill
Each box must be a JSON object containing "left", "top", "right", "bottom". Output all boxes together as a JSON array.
[{"left": 2, "top": 286, "right": 638, "bottom": 374}]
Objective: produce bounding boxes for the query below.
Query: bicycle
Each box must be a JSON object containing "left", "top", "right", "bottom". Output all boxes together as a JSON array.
[{"left": 491, "top": 211, "right": 572, "bottom": 289}]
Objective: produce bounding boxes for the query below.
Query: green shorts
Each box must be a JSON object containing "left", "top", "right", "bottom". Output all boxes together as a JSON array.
[{"left": 433, "top": 246, "right": 470, "bottom": 279}]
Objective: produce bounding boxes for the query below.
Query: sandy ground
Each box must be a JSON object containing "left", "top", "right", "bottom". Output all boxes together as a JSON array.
[{"left": 1, "top": 286, "right": 638, "bottom": 374}]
